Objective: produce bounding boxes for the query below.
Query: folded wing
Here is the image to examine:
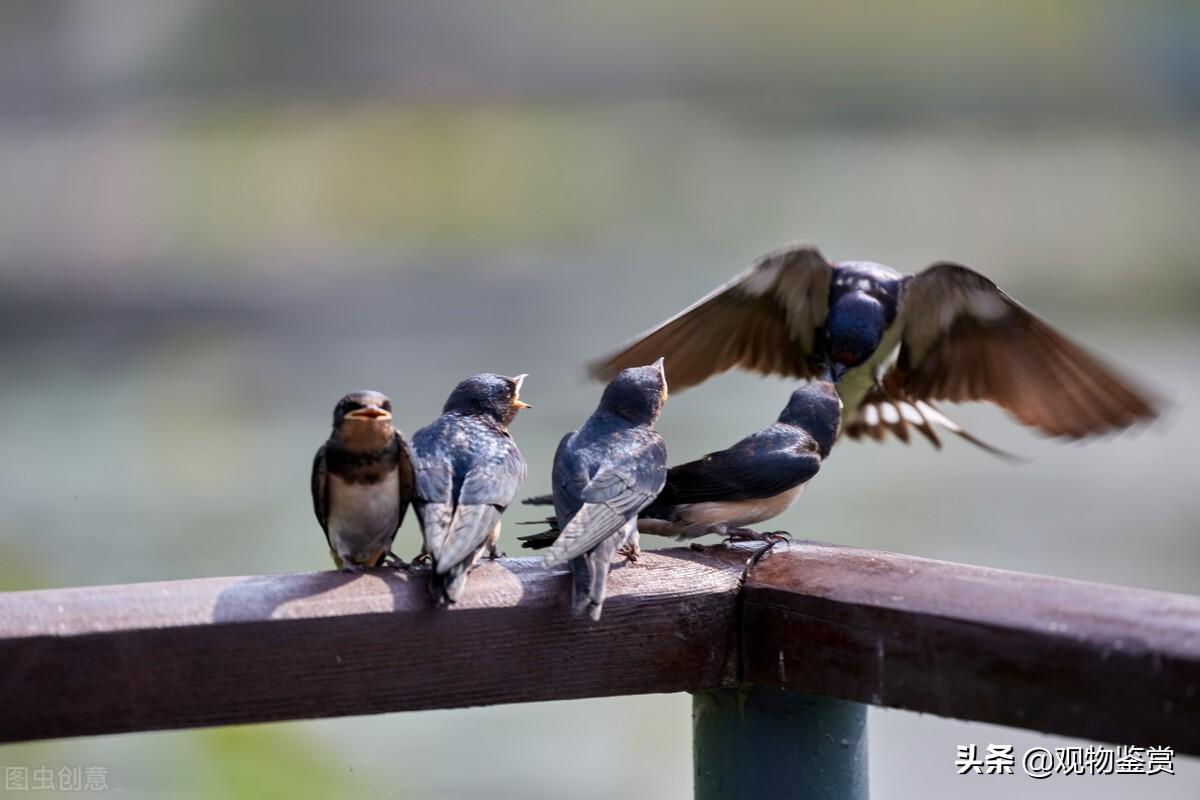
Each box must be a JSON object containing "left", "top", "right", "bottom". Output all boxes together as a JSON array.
[
  {"left": 655, "top": 432, "right": 820, "bottom": 506},
  {"left": 544, "top": 439, "right": 667, "bottom": 567},
  {"left": 435, "top": 441, "right": 526, "bottom": 571}
]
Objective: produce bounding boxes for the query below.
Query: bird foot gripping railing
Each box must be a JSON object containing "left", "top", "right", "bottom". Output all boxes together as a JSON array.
[{"left": 2, "top": 541, "right": 1198, "bottom": 798}]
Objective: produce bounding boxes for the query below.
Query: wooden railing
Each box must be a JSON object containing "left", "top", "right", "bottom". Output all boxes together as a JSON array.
[{"left": 2, "top": 541, "right": 1197, "bottom": 797}]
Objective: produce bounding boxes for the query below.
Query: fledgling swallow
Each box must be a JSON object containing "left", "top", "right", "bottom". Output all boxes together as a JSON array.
[
  {"left": 521, "top": 380, "right": 841, "bottom": 547},
  {"left": 312, "top": 391, "right": 415, "bottom": 572},
  {"left": 590, "top": 244, "right": 1159, "bottom": 450},
  {"left": 412, "top": 373, "right": 529, "bottom": 606},
  {"left": 542, "top": 359, "right": 669, "bottom": 621}
]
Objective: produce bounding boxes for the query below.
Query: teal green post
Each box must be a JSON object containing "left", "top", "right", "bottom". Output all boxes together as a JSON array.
[{"left": 693, "top": 686, "right": 868, "bottom": 800}]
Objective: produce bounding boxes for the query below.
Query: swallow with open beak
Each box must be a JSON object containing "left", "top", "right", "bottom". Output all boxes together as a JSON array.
[
  {"left": 590, "top": 244, "right": 1158, "bottom": 451},
  {"left": 412, "top": 373, "right": 530, "bottom": 606},
  {"left": 311, "top": 391, "right": 415, "bottom": 571},
  {"left": 522, "top": 380, "right": 840, "bottom": 548},
  {"left": 541, "top": 359, "right": 668, "bottom": 621}
]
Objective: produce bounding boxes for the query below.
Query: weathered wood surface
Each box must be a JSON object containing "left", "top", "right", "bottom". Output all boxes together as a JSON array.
[
  {"left": 0, "top": 547, "right": 753, "bottom": 742},
  {"left": 742, "top": 542, "right": 1200, "bottom": 754},
  {"left": 3, "top": 540, "right": 1199, "bottom": 753}
]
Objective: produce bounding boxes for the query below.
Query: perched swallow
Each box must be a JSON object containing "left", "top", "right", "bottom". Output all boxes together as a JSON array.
[
  {"left": 522, "top": 380, "right": 841, "bottom": 548},
  {"left": 590, "top": 244, "right": 1158, "bottom": 448},
  {"left": 542, "top": 360, "right": 669, "bottom": 621},
  {"left": 412, "top": 373, "right": 530, "bottom": 605},
  {"left": 312, "top": 391, "right": 415, "bottom": 572}
]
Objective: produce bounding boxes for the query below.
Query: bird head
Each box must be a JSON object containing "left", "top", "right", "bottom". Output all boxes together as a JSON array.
[
  {"left": 598, "top": 357, "right": 668, "bottom": 426},
  {"left": 443, "top": 373, "right": 531, "bottom": 428},
  {"left": 333, "top": 390, "right": 393, "bottom": 427},
  {"left": 825, "top": 292, "right": 887, "bottom": 380},
  {"left": 778, "top": 381, "right": 843, "bottom": 458},
  {"left": 332, "top": 390, "right": 395, "bottom": 448}
]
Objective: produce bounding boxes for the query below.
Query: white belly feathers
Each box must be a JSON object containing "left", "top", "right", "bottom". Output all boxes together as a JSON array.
[
  {"left": 328, "top": 471, "right": 401, "bottom": 558},
  {"left": 677, "top": 483, "right": 806, "bottom": 530}
]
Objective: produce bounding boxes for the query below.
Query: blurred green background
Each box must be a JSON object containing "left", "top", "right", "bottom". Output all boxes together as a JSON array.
[{"left": 1, "top": 1, "right": 1197, "bottom": 797}]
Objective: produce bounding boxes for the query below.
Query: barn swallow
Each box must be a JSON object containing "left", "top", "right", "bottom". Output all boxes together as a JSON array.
[
  {"left": 521, "top": 380, "right": 840, "bottom": 548},
  {"left": 541, "top": 359, "right": 669, "bottom": 621},
  {"left": 590, "top": 244, "right": 1158, "bottom": 448},
  {"left": 311, "top": 391, "right": 415, "bottom": 572},
  {"left": 412, "top": 373, "right": 529, "bottom": 606}
]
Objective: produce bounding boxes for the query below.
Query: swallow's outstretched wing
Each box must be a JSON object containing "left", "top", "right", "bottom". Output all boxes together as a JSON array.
[
  {"left": 894, "top": 263, "right": 1158, "bottom": 439},
  {"left": 589, "top": 244, "right": 833, "bottom": 391},
  {"left": 543, "top": 435, "right": 667, "bottom": 568}
]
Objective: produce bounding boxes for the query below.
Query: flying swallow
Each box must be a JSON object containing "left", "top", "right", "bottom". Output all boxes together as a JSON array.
[
  {"left": 590, "top": 244, "right": 1158, "bottom": 448},
  {"left": 312, "top": 391, "right": 415, "bottom": 572},
  {"left": 412, "top": 373, "right": 529, "bottom": 606},
  {"left": 521, "top": 380, "right": 840, "bottom": 548},
  {"left": 541, "top": 360, "right": 669, "bottom": 621}
]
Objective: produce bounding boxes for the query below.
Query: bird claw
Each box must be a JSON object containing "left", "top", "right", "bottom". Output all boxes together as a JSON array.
[
  {"left": 379, "top": 552, "right": 409, "bottom": 570},
  {"left": 410, "top": 552, "right": 432, "bottom": 567},
  {"left": 722, "top": 528, "right": 791, "bottom": 545},
  {"left": 618, "top": 543, "right": 641, "bottom": 563}
]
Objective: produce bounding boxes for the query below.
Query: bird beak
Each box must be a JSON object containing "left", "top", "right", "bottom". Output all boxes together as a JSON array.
[
  {"left": 653, "top": 357, "right": 668, "bottom": 400},
  {"left": 829, "top": 363, "right": 848, "bottom": 382},
  {"left": 511, "top": 374, "right": 532, "bottom": 410},
  {"left": 347, "top": 405, "right": 392, "bottom": 421}
]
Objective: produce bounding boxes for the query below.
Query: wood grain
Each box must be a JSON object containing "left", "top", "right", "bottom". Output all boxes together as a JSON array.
[
  {"left": 4, "top": 540, "right": 1198, "bottom": 753},
  {"left": 742, "top": 542, "right": 1200, "bottom": 754},
  {"left": 0, "top": 546, "right": 755, "bottom": 742}
]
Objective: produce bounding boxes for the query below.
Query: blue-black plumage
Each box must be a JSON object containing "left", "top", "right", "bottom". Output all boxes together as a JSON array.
[
  {"left": 521, "top": 380, "right": 841, "bottom": 548},
  {"left": 590, "top": 243, "right": 1157, "bottom": 446},
  {"left": 640, "top": 380, "right": 840, "bottom": 539},
  {"left": 411, "top": 373, "right": 530, "bottom": 605},
  {"left": 543, "top": 360, "right": 669, "bottom": 621}
]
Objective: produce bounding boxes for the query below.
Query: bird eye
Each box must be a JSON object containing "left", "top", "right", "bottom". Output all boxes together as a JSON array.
[{"left": 382, "top": 400, "right": 392, "bottom": 411}]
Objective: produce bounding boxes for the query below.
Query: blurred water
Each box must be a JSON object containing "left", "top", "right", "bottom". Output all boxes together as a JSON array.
[{"left": 1, "top": 260, "right": 1196, "bottom": 798}]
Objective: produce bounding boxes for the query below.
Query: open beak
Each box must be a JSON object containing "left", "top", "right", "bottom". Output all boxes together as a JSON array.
[
  {"left": 511, "top": 374, "right": 532, "bottom": 410},
  {"left": 347, "top": 406, "right": 392, "bottom": 421}
]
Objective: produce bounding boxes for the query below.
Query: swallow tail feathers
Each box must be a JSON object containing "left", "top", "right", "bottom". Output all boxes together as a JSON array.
[{"left": 436, "top": 504, "right": 502, "bottom": 574}]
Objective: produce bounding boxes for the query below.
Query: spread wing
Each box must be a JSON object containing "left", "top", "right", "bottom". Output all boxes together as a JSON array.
[
  {"left": 843, "top": 379, "right": 1018, "bottom": 459},
  {"left": 588, "top": 244, "right": 834, "bottom": 391},
  {"left": 655, "top": 430, "right": 820, "bottom": 506},
  {"left": 893, "top": 263, "right": 1158, "bottom": 439},
  {"left": 310, "top": 444, "right": 329, "bottom": 537},
  {"left": 543, "top": 435, "right": 667, "bottom": 567},
  {"left": 435, "top": 438, "right": 526, "bottom": 571}
]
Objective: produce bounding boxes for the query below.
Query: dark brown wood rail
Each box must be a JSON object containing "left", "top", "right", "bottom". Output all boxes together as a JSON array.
[
  {"left": 742, "top": 542, "right": 1200, "bottom": 753},
  {"left": 2, "top": 541, "right": 1197, "bottom": 753}
]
